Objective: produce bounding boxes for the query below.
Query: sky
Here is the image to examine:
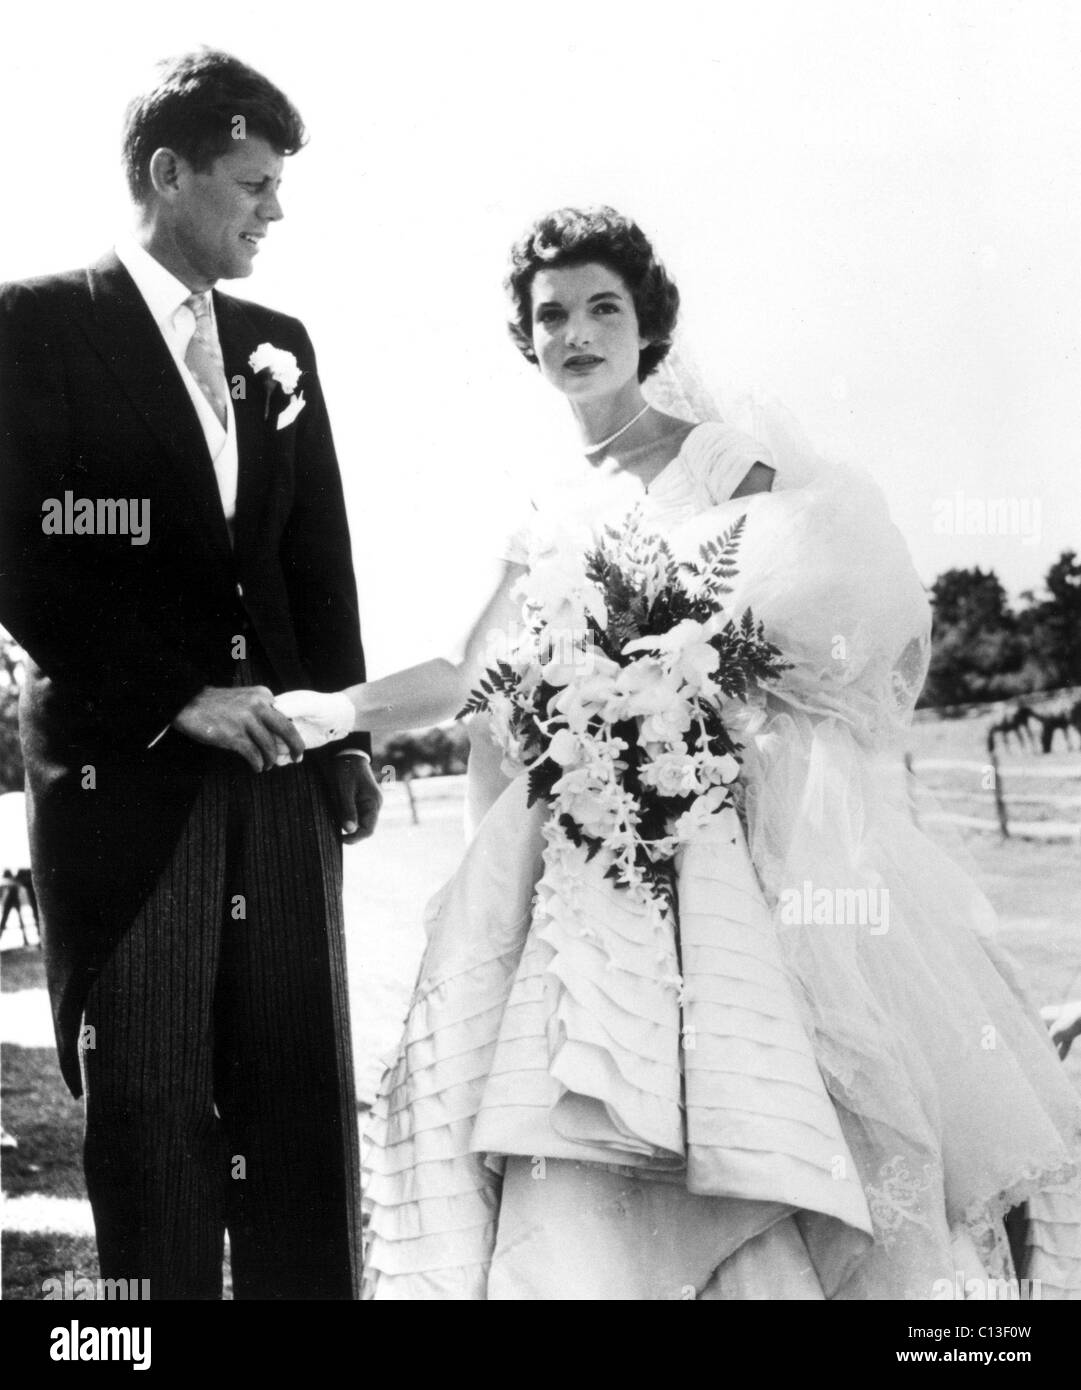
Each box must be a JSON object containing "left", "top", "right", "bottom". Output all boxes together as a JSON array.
[{"left": 2, "top": 0, "right": 1078, "bottom": 673}]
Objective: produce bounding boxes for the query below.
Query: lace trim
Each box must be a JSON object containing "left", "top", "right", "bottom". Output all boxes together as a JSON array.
[
  {"left": 959, "top": 1155, "right": 1081, "bottom": 1238},
  {"left": 864, "top": 1155, "right": 937, "bottom": 1248}
]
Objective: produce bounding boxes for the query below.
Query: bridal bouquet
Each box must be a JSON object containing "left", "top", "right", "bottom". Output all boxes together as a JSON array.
[{"left": 461, "top": 509, "right": 788, "bottom": 909}]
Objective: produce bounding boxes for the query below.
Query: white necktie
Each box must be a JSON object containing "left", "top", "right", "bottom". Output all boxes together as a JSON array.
[{"left": 183, "top": 292, "right": 228, "bottom": 428}]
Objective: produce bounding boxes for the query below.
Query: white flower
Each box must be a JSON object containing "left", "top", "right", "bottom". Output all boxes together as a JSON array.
[
  {"left": 248, "top": 343, "right": 302, "bottom": 395},
  {"left": 624, "top": 618, "right": 719, "bottom": 694},
  {"left": 608, "top": 659, "right": 680, "bottom": 720},
  {"left": 548, "top": 728, "right": 582, "bottom": 767},
  {"left": 586, "top": 733, "right": 629, "bottom": 769},
  {"left": 700, "top": 751, "right": 740, "bottom": 786},
  {"left": 639, "top": 702, "right": 694, "bottom": 746},
  {"left": 551, "top": 766, "right": 599, "bottom": 798},
  {"left": 673, "top": 639, "right": 721, "bottom": 693},
  {"left": 575, "top": 652, "right": 621, "bottom": 701},
  {"left": 558, "top": 780, "right": 630, "bottom": 840},
  {"left": 549, "top": 685, "right": 595, "bottom": 734},
  {"left": 671, "top": 786, "right": 727, "bottom": 841},
  {"left": 541, "top": 631, "right": 597, "bottom": 689},
  {"left": 521, "top": 548, "right": 608, "bottom": 634},
  {"left": 639, "top": 751, "right": 699, "bottom": 798},
  {"left": 549, "top": 653, "right": 621, "bottom": 730},
  {"left": 497, "top": 632, "right": 544, "bottom": 697},
  {"left": 642, "top": 833, "right": 679, "bottom": 862}
]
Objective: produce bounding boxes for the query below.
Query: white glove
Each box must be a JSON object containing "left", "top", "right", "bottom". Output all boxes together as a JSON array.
[{"left": 273, "top": 690, "right": 356, "bottom": 758}]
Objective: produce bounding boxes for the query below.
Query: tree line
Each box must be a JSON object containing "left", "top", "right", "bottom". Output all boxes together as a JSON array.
[{"left": 922, "top": 550, "right": 1081, "bottom": 708}]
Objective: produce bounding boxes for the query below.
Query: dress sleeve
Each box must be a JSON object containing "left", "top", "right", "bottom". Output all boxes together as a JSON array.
[{"left": 683, "top": 421, "right": 775, "bottom": 505}]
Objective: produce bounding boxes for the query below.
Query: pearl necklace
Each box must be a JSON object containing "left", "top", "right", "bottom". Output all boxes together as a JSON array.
[{"left": 581, "top": 402, "right": 651, "bottom": 455}]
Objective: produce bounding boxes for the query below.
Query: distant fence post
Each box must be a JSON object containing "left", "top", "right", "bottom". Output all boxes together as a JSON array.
[
  {"left": 404, "top": 776, "right": 418, "bottom": 826},
  {"left": 987, "top": 747, "right": 1010, "bottom": 838},
  {"left": 905, "top": 751, "right": 1078, "bottom": 841}
]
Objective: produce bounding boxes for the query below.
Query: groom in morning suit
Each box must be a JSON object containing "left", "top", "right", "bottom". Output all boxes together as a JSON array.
[{"left": 0, "top": 51, "right": 381, "bottom": 1298}]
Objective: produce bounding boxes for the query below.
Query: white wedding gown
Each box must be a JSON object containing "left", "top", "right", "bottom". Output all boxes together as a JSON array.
[{"left": 361, "top": 419, "right": 1081, "bottom": 1299}]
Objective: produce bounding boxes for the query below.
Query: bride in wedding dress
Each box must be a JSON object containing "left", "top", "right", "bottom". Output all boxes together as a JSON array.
[{"left": 279, "top": 206, "right": 1081, "bottom": 1300}]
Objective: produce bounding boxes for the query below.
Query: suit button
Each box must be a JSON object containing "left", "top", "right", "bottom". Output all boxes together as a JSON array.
[{"left": 235, "top": 582, "right": 244, "bottom": 599}]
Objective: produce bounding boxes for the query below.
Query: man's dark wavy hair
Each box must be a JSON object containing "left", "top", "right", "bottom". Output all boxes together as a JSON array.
[
  {"left": 122, "top": 49, "right": 306, "bottom": 203},
  {"left": 505, "top": 206, "right": 680, "bottom": 382}
]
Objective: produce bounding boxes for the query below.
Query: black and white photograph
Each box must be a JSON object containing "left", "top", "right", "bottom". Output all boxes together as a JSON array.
[{"left": 1, "top": 0, "right": 1079, "bottom": 1339}]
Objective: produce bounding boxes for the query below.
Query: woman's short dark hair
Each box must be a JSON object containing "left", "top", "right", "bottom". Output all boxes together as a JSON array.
[
  {"left": 122, "top": 49, "right": 306, "bottom": 203},
  {"left": 505, "top": 206, "right": 680, "bottom": 381}
]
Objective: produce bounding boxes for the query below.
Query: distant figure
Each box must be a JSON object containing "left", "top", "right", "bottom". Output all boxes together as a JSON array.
[{"left": 0, "top": 868, "right": 37, "bottom": 945}]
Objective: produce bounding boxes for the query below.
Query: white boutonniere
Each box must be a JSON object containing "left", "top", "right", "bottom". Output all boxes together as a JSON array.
[{"left": 248, "top": 343, "right": 306, "bottom": 425}]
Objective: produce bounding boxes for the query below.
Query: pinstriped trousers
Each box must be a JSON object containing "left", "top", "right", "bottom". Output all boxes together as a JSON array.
[{"left": 79, "top": 754, "right": 361, "bottom": 1300}]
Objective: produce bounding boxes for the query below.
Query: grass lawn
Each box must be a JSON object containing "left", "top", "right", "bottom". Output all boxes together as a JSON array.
[
  {"left": 4, "top": 1233, "right": 99, "bottom": 1301},
  {"left": 2, "top": 972, "right": 100, "bottom": 1298},
  {"left": 2, "top": 1041, "right": 85, "bottom": 1202}
]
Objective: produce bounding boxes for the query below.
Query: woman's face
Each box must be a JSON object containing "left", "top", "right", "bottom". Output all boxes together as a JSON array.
[{"left": 528, "top": 261, "right": 649, "bottom": 401}]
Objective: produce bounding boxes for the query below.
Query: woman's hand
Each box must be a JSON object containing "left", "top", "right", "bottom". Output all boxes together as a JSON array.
[
  {"left": 273, "top": 690, "right": 356, "bottom": 756},
  {"left": 1043, "top": 999, "right": 1081, "bottom": 1061}
]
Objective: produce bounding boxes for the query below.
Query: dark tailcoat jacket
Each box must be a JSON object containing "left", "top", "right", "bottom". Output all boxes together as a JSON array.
[{"left": 0, "top": 253, "right": 371, "bottom": 1096}]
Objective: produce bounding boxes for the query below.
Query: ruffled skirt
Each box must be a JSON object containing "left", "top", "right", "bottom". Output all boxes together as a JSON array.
[{"left": 361, "top": 770, "right": 1081, "bottom": 1299}]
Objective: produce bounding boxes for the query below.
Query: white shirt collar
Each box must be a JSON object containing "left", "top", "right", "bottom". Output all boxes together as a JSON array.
[{"left": 114, "top": 234, "right": 214, "bottom": 335}]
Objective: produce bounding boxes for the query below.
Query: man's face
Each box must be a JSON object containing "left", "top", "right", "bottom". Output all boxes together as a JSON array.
[{"left": 170, "top": 135, "right": 284, "bottom": 283}]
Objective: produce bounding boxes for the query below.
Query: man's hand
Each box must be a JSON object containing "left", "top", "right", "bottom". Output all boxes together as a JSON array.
[
  {"left": 333, "top": 756, "right": 383, "bottom": 843},
  {"left": 172, "top": 686, "right": 306, "bottom": 773}
]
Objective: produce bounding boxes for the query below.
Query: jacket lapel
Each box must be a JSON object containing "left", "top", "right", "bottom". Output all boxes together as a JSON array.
[
  {"left": 83, "top": 253, "right": 234, "bottom": 567},
  {"left": 215, "top": 292, "right": 274, "bottom": 568}
]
